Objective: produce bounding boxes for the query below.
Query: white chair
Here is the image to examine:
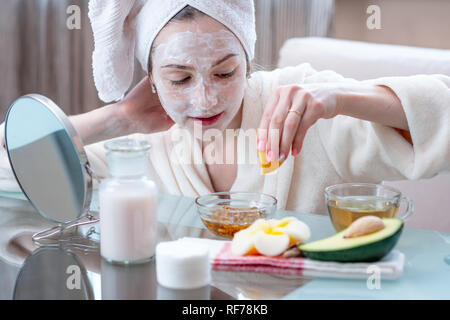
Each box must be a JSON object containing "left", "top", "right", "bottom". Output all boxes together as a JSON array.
[{"left": 278, "top": 37, "right": 450, "bottom": 232}]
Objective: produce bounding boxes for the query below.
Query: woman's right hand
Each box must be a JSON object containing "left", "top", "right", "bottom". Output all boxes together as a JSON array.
[
  {"left": 118, "top": 77, "right": 175, "bottom": 135},
  {"left": 70, "top": 77, "right": 175, "bottom": 145}
]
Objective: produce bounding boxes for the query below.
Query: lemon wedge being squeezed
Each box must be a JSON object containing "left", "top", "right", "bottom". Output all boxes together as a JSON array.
[{"left": 258, "top": 151, "right": 284, "bottom": 175}]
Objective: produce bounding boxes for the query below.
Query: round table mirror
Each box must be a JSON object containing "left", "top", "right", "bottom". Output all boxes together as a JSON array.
[{"left": 4, "top": 94, "right": 98, "bottom": 245}]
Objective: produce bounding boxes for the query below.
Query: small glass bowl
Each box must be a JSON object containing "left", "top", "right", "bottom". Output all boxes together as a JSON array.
[{"left": 195, "top": 192, "right": 277, "bottom": 239}]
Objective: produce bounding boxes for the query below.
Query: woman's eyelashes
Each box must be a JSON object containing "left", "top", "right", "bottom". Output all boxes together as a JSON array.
[
  {"left": 167, "top": 68, "right": 238, "bottom": 86},
  {"left": 170, "top": 76, "right": 191, "bottom": 86},
  {"left": 215, "top": 68, "right": 236, "bottom": 79}
]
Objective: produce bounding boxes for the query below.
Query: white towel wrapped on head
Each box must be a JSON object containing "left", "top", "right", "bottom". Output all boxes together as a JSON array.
[{"left": 88, "top": 0, "right": 257, "bottom": 102}]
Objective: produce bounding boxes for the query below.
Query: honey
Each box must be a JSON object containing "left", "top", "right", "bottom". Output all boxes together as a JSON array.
[{"left": 201, "top": 205, "right": 266, "bottom": 238}]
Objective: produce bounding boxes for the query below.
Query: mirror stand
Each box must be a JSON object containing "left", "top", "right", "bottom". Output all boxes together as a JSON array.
[
  {"left": 31, "top": 163, "right": 102, "bottom": 251},
  {"left": 31, "top": 213, "right": 99, "bottom": 249}
]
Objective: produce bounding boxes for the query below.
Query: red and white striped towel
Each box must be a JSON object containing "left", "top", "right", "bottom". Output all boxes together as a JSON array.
[{"left": 177, "top": 237, "right": 405, "bottom": 280}]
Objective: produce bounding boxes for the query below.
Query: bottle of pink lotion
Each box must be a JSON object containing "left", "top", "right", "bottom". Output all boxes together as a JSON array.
[{"left": 99, "top": 138, "right": 158, "bottom": 264}]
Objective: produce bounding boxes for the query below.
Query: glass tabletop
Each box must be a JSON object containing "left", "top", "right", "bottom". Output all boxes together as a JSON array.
[{"left": 0, "top": 190, "right": 449, "bottom": 300}]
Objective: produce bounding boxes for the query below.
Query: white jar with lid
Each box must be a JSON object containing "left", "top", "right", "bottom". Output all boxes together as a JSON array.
[{"left": 99, "top": 138, "right": 158, "bottom": 264}]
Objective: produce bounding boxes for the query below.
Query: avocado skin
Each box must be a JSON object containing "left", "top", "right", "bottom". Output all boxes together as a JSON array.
[{"left": 299, "top": 224, "right": 403, "bottom": 262}]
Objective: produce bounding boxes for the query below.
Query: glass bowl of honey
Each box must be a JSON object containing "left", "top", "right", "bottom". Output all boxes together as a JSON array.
[{"left": 195, "top": 192, "right": 277, "bottom": 239}]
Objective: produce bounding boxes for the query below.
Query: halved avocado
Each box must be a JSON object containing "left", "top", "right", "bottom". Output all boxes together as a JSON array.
[{"left": 299, "top": 218, "right": 403, "bottom": 262}]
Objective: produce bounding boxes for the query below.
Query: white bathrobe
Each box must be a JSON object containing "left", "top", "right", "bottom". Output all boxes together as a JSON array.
[{"left": 1, "top": 63, "right": 449, "bottom": 215}]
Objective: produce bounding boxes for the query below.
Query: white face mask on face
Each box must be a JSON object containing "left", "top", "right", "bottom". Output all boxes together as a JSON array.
[{"left": 152, "top": 30, "right": 247, "bottom": 132}]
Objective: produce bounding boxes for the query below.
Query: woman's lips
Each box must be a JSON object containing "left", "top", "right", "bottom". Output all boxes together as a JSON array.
[{"left": 191, "top": 112, "right": 224, "bottom": 125}]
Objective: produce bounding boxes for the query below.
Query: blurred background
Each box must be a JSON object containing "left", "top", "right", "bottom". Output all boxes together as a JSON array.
[
  {"left": 0, "top": 0, "right": 449, "bottom": 231},
  {"left": 2, "top": 0, "right": 450, "bottom": 118}
]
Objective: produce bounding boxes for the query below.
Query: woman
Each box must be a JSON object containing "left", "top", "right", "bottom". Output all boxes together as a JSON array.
[{"left": 1, "top": 1, "right": 449, "bottom": 214}]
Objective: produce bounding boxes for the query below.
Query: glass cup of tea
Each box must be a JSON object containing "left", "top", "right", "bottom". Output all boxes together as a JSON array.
[{"left": 324, "top": 183, "right": 414, "bottom": 232}]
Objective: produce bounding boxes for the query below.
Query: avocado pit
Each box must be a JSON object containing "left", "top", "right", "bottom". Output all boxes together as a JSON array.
[{"left": 343, "top": 216, "right": 385, "bottom": 239}]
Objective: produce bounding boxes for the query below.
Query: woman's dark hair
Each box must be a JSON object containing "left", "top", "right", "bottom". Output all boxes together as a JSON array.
[
  {"left": 172, "top": 5, "right": 205, "bottom": 21},
  {"left": 147, "top": 6, "right": 205, "bottom": 73},
  {"left": 147, "top": 5, "right": 250, "bottom": 76}
]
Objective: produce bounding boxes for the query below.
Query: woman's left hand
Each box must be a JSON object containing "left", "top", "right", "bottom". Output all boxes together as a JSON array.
[{"left": 257, "top": 83, "right": 344, "bottom": 161}]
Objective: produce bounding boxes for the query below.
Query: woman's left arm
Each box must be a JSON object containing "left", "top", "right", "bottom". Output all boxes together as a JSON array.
[
  {"left": 338, "top": 83, "right": 413, "bottom": 144},
  {"left": 257, "top": 81, "right": 412, "bottom": 161},
  {"left": 257, "top": 71, "right": 450, "bottom": 180},
  {"left": 337, "top": 84, "right": 408, "bottom": 131}
]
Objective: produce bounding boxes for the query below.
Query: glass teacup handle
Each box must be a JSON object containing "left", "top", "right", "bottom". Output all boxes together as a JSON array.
[{"left": 397, "top": 196, "right": 414, "bottom": 221}]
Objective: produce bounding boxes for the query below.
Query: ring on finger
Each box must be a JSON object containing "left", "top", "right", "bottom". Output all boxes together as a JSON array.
[{"left": 288, "top": 108, "right": 302, "bottom": 117}]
